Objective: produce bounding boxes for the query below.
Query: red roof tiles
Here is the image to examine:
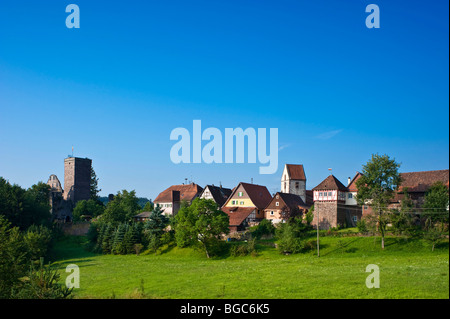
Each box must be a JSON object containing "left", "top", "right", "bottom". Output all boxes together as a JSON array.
[
  {"left": 285, "top": 164, "right": 306, "bottom": 180},
  {"left": 154, "top": 183, "right": 203, "bottom": 203},
  {"left": 221, "top": 206, "right": 255, "bottom": 226},
  {"left": 312, "top": 175, "right": 349, "bottom": 192}
]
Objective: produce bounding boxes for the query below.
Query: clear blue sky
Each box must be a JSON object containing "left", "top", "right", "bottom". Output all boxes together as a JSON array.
[{"left": 0, "top": 0, "right": 448, "bottom": 200}]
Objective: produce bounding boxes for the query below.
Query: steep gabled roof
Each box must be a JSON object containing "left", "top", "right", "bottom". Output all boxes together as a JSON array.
[
  {"left": 221, "top": 206, "right": 255, "bottom": 227},
  {"left": 347, "top": 172, "right": 363, "bottom": 192},
  {"left": 285, "top": 164, "right": 306, "bottom": 180},
  {"left": 201, "top": 185, "right": 232, "bottom": 207},
  {"left": 154, "top": 183, "right": 203, "bottom": 203},
  {"left": 274, "top": 192, "right": 309, "bottom": 210},
  {"left": 312, "top": 175, "right": 349, "bottom": 192},
  {"left": 239, "top": 182, "right": 273, "bottom": 209}
]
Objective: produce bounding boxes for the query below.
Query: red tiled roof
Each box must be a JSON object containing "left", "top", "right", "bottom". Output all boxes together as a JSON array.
[
  {"left": 276, "top": 192, "right": 310, "bottom": 209},
  {"left": 286, "top": 164, "right": 306, "bottom": 180},
  {"left": 239, "top": 182, "right": 273, "bottom": 209},
  {"left": 348, "top": 170, "right": 449, "bottom": 193},
  {"left": 312, "top": 175, "right": 349, "bottom": 191},
  {"left": 347, "top": 172, "right": 363, "bottom": 192},
  {"left": 221, "top": 206, "right": 255, "bottom": 226},
  {"left": 154, "top": 183, "right": 203, "bottom": 203},
  {"left": 398, "top": 169, "right": 449, "bottom": 192}
]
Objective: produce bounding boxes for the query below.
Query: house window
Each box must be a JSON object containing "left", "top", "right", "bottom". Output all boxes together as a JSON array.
[
  {"left": 328, "top": 192, "right": 332, "bottom": 197},
  {"left": 240, "top": 201, "right": 244, "bottom": 205},
  {"left": 319, "top": 192, "right": 323, "bottom": 197},
  {"left": 276, "top": 195, "right": 279, "bottom": 199},
  {"left": 295, "top": 182, "right": 299, "bottom": 188},
  {"left": 232, "top": 200, "right": 236, "bottom": 205},
  {"left": 364, "top": 205, "right": 368, "bottom": 210},
  {"left": 270, "top": 211, "right": 274, "bottom": 215},
  {"left": 348, "top": 193, "right": 353, "bottom": 199},
  {"left": 352, "top": 216, "right": 357, "bottom": 222},
  {"left": 238, "top": 192, "right": 243, "bottom": 197},
  {"left": 275, "top": 202, "right": 279, "bottom": 206}
]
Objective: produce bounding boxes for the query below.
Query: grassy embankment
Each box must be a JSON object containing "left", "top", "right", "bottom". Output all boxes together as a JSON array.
[{"left": 51, "top": 231, "right": 449, "bottom": 299}]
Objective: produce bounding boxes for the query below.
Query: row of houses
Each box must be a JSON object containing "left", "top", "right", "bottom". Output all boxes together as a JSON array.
[{"left": 139, "top": 164, "right": 449, "bottom": 231}]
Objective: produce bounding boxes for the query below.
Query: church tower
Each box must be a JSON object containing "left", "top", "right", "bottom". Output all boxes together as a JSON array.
[{"left": 281, "top": 164, "right": 307, "bottom": 202}]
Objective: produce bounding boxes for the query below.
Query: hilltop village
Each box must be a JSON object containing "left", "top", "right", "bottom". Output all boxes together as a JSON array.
[{"left": 47, "top": 156, "right": 449, "bottom": 232}]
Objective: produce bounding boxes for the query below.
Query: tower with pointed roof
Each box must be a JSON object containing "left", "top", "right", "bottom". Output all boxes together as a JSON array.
[{"left": 312, "top": 174, "right": 361, "bottom": 229}]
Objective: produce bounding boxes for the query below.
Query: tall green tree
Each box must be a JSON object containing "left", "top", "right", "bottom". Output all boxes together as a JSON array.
[
  {"left": 143, "top": 206, "right": 170, "bottom": 252},
  {"left": 102, "top": 190, "right": 141, "bottom": 223},
  {"left": 90, "top": 167, "right": 102, "bottom": 202},
  {"left": 356, "top": 153, "right": 401, "bottom": 249},
  {"left": 423, "top": 181, "right": 449, "bottom": 224},
  {"left": 111, "top": 223, "right": 127, "bottom": 255},
  {"left": 0, "top": 216, "right": 27, "bottom": 298},
  {"left": 101, "top": 223, "right": 114, "bottom": 254},
  {"left": 0, "top": 178, "right": 51, "bottom": 229},
  {"left": 174, "top": 198, "right": 229, "bottom": 258}
]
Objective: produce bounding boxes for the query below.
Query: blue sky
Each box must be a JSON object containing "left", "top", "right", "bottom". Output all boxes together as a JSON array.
[{"left": 0, "top": 0, "right": 448, "bottom": 200}]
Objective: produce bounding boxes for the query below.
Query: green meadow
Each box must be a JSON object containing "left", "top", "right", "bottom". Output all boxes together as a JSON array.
[{"left": 51, "top": 233, "right": 449, "bottom": 299}]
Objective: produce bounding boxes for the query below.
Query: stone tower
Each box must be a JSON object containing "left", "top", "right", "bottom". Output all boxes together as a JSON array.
[
  {"left": 312, "top": 174, "right": 361, "bottom": 229},
  {"left": 280, "top": 164, "right": 307, "bottom": 202},
  {"left": 64, "top": 157, "right": 92, "bottom": 206}
]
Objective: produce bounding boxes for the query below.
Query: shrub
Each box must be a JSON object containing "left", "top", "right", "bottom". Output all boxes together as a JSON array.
[
  {"left": 12, "top": 259, "right": 73, "bottom": 299},
  {"left": 134, "top": 243, "right": 144, "bottom": 255},
  {"left": 276, "top": 223, "right": 303, "bottom": 254},
  {"left": 357, "top": 219, "right": 368, "bottom": 233},
  {"left": 230, "top": 238, "right": 257, "bottom": 257},
  {"left": 250, "top": 219, "right": 275, "bottom": 239},
  {"left": 23, "top": 225, "right": 52, "bottom": 261}
]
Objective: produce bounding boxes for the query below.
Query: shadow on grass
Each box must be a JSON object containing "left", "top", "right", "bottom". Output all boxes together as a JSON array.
[{"left": 321, "top": 238, "right": 360, "bottom": 256}]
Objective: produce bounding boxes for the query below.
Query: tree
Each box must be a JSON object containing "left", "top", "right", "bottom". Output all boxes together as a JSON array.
[
  {"left": 90, "top": 167, "right": 102, "bottom": 202},
  {"left": 0, "top": 216, "right": 27, "bottom": 298},
  {"left": 102, "top": 190, "right": 141, "bottom": 223},
  {"left": 250, "top": 219, "right": 275, "bottom": 239},
  {"left": 423, "top": 219, "right": 445, "bottom": 252},
  {"left": 141, "top": 201, "right": 154, "bottom": 212},
  {"left": 143, "top": 206, "right": 170, "bottom": 252},
  {"left": 423, "top": 181, "right": 449, "bottom": 224},
  {"left": 0, "top": 178, "right": 51, "bottom": 229},
  {"left": 279, "top": 205, "right": 303, "bottom": 223},
  {"left": 275, "top": 222, "right": 303, "bottom": 254},
  {"left": 12, "top": 259, "right": 73, "bottom": 299},
  {"left": 101, "top": 223, "right": 114, "bottom": 254},
  {"left": 123, "top": 223, "right": 139, "bottom": 254},
  {"left": 72, "top": 199, "right": 105, "bottom": 222},
  {"left": 356, "top": 154, "right": 401, "bottom": 249},
  {"left": 174, "top": 198, "right": 229, "bottom": 258},
  {"left": 390, "top": 188, "right": 419, "bottom": 236},
  {"left": 111, "top": 223, "right": 127, "bottom": 255}
]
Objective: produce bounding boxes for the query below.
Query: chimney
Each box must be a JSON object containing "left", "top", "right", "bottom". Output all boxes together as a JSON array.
[
  {"left": 251, "top": 178, "right": 253, "bottom": 184},
  {"left": 348, "top": 177, "right": 351, "bottom": 186}
]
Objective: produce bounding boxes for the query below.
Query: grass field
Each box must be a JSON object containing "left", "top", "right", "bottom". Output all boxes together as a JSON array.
[{"left": 51, "top": 233, "right": 449, "bottom": 299}]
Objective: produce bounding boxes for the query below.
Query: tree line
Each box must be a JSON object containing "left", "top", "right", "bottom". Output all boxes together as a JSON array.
[{"left": 0, "top": 177, "right": 72, "bottom": 299}]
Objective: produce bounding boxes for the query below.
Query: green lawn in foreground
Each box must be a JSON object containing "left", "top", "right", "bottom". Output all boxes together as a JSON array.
[{"left": 51, "top": 234, "right": 449, "bottom": 299}]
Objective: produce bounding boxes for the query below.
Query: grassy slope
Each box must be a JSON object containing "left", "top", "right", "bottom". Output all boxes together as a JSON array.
[{"left": 51, "top": 234, "right": 449, "bottom": 299}]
